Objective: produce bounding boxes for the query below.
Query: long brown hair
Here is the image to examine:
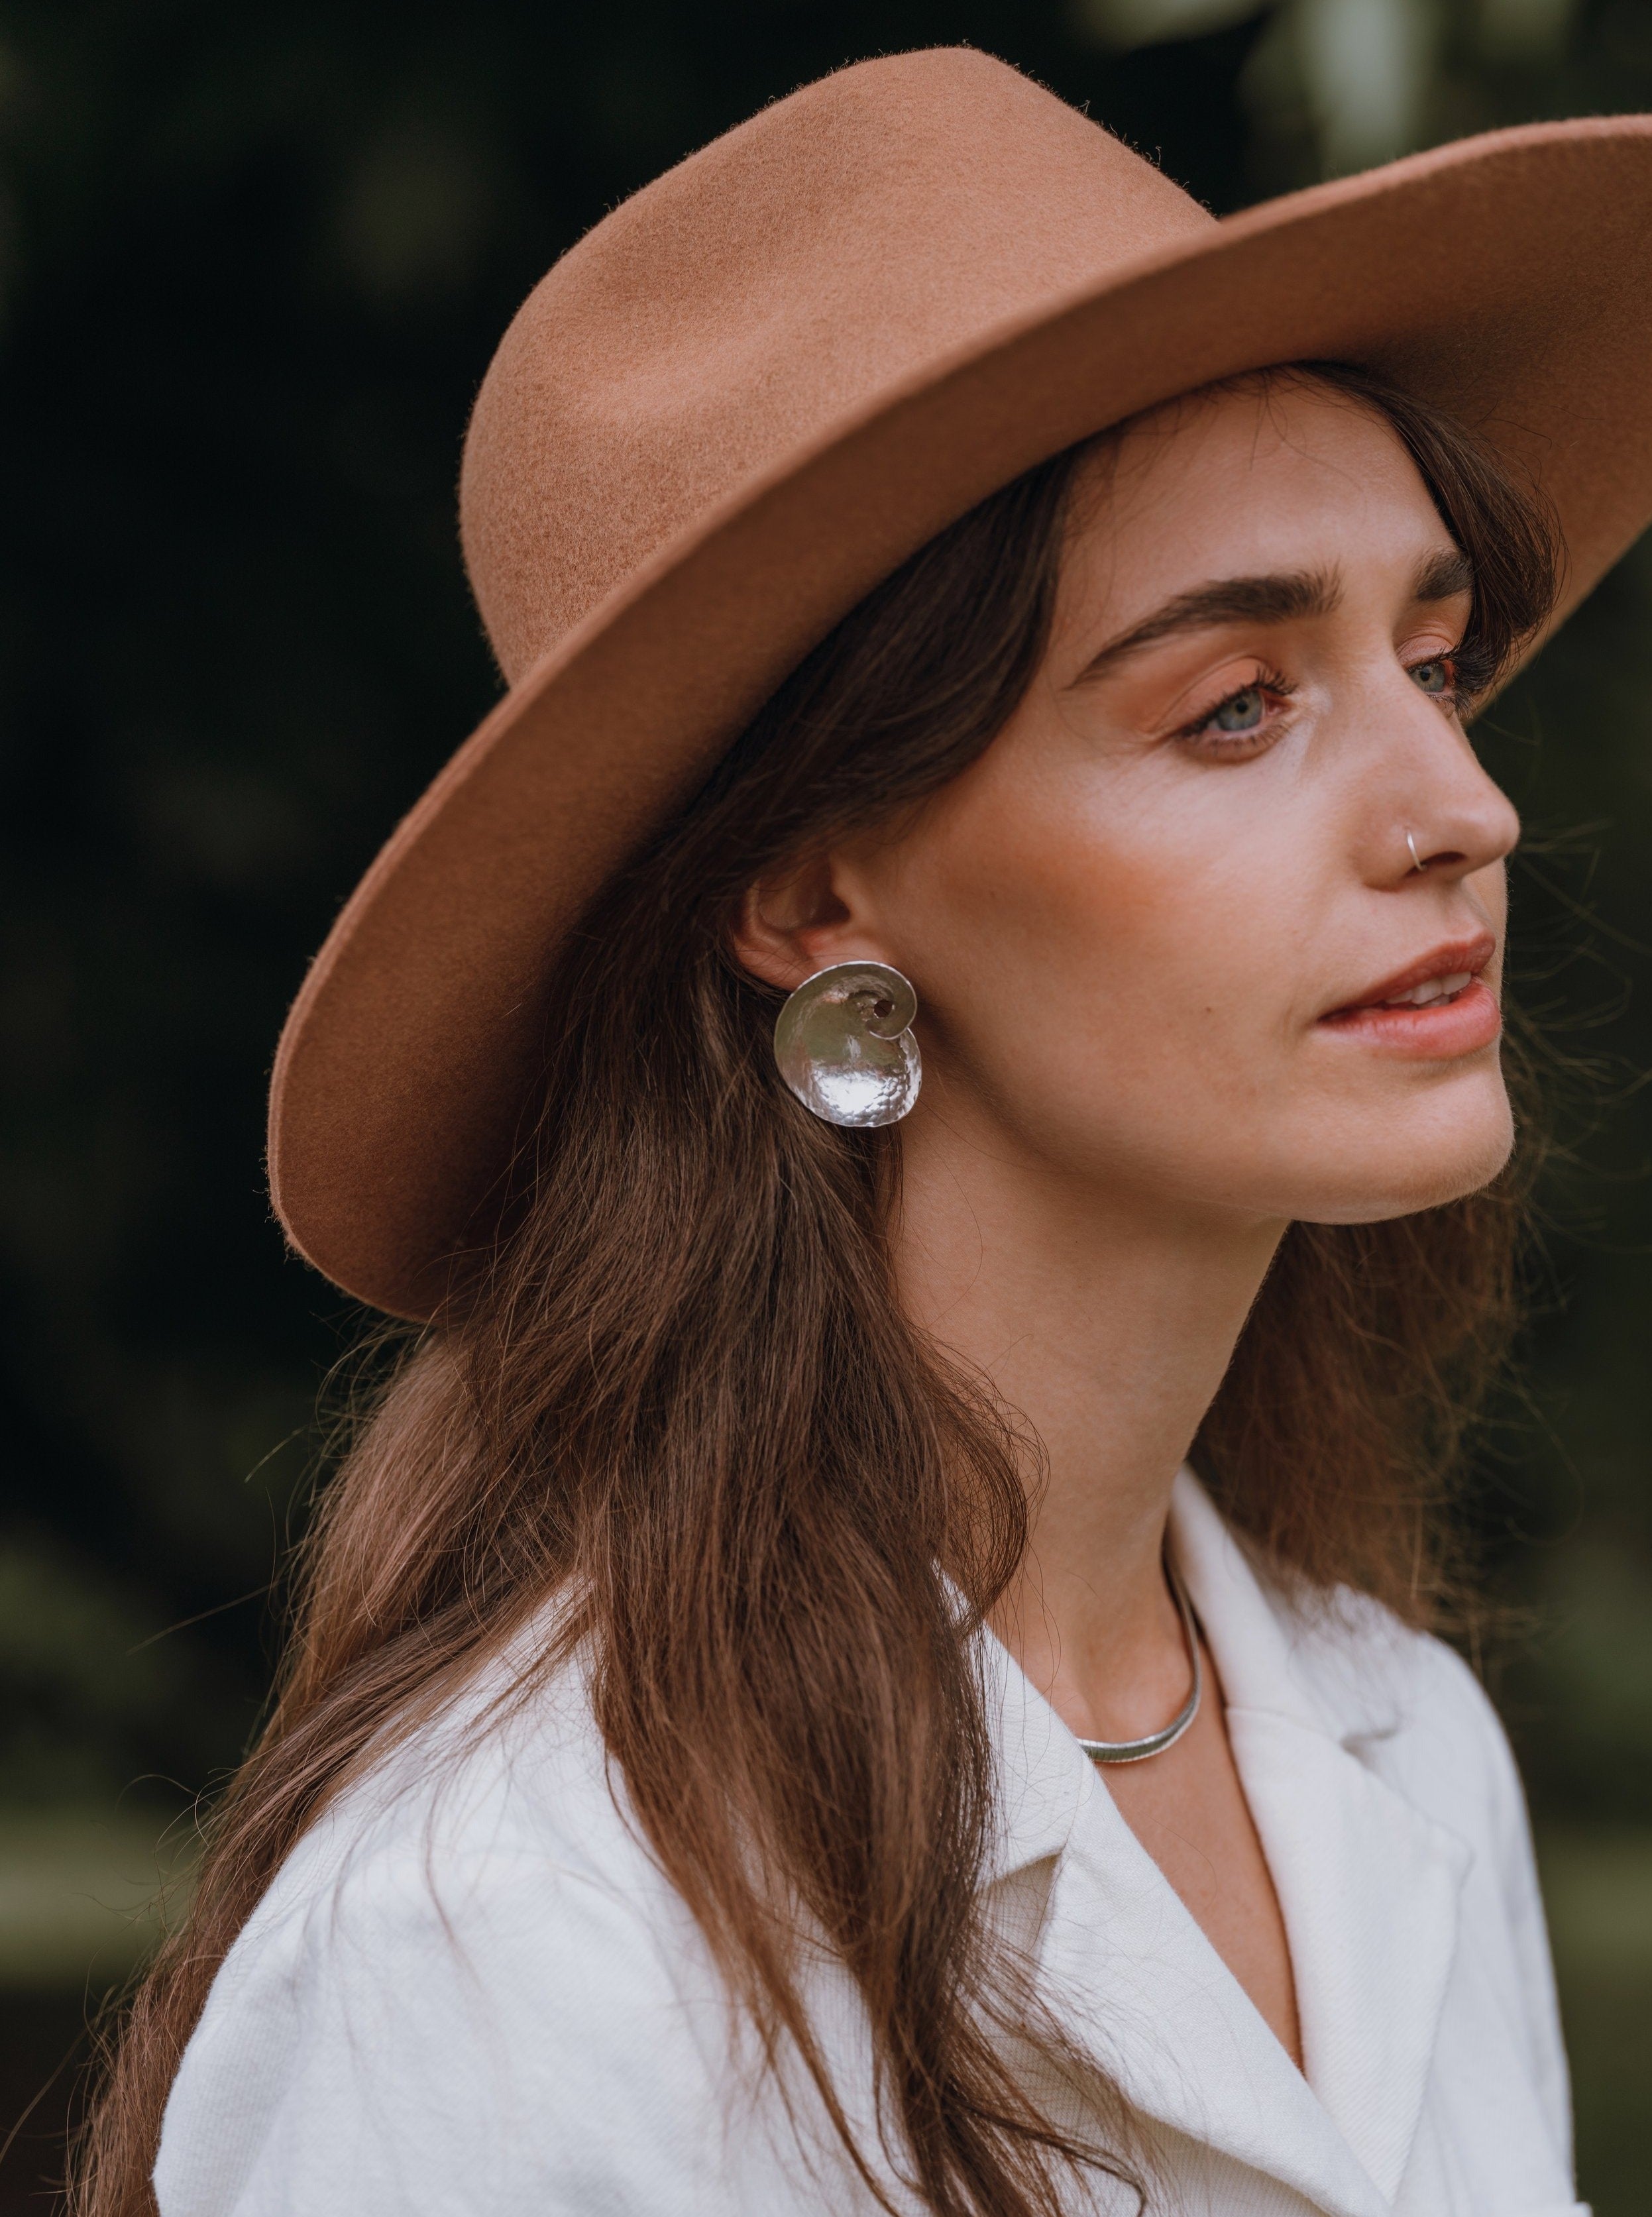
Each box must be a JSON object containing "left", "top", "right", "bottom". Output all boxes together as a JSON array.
[{"left": 76, "top": 364, "right": 1561, "bottom": 2216}]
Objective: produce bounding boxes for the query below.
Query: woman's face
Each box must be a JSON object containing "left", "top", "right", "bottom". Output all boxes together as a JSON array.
[{"left": 826, "top": 378, "right": 1521, "bottom": 1228}]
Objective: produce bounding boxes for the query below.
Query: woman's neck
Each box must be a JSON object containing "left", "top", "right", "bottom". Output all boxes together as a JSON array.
[{"left": 891, "top": 1098, "right": 1284, "bottom": 1739}]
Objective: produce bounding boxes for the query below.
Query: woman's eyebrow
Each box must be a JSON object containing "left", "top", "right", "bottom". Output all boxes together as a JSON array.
[
  {"left": 1415, "top": 545, "right": 1474, "bottom": 603},
  {"left": 1069, "top": 568, "right": 1341, "bottom": 685}
]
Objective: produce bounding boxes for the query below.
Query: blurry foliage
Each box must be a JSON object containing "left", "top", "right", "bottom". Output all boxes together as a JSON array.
[
  {"left": 1075, "top": 0, "right": 1586, "bottom": 172},
  {"left": 0, "top": 0, "right": 1649, "bottom": 1827},
  {"left": 1480, "top": 533, "right": 1652, "bottom": 1819}
]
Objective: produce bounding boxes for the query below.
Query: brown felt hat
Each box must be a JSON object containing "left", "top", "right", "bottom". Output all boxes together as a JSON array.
[{"left": 269, "top": 45, "right": 1652, "bottom": 1320}]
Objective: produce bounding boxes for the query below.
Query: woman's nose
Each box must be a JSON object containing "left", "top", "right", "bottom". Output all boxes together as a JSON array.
[{"left": 1366, "top": 684, "right": 1520, "bottom": 887}]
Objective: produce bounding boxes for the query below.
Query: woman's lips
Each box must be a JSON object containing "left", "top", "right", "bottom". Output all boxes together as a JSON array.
[{"left": 1318, "top": 934, "right": 1501, "bottom": 1058}]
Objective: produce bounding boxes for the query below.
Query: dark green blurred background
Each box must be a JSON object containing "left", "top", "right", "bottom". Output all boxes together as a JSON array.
[{"left": 1, "top": 0, "right": 1650, "bottom": 2206}]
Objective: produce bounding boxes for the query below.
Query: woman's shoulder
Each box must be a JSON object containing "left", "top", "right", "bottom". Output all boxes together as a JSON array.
[
  {"left": 1253, "top": 1560, "right": 1534, "bottom": 1865},
  {"left": 1268, "top": 1570, "right": 1489, "bottom": 1715},
  {"left": 156, "top": 1641, "right": 744, "bottom": 2216},
  {"left": 234, "top": 1633, "right": 677, "bottom": 1967},
  {"left": 1178, "top": 1471, "right": 1522, "bottom": 1833}
]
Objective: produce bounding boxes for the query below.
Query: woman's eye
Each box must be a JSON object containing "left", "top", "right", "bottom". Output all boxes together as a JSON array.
[
  {"left": 1176, "top": 671, "right": 1292, "bottom": 752},
  {"left": 1211, "top": 685, "right": 1266, "bottom": 732},
  {"left": 1409, "top": 657, "right": 1456, "bottom": 698}
]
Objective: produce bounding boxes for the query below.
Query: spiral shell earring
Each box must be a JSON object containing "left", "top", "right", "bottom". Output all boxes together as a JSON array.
[{"left": 773, "top": 961, "right": 922, "bottom": 1128}]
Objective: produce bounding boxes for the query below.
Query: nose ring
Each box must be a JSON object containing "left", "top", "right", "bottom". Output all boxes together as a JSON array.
[{"left": 1405, "top": 830, "right": 1425, "bottom": 873}]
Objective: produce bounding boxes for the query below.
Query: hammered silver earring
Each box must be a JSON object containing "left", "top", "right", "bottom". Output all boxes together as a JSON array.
[{"left": 773, "top": 961, "right": 922, "bottom": 1128}]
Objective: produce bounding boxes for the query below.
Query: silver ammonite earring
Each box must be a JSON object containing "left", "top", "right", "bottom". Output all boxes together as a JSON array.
[{"left": 773, "top": 961, "right": 922, "bottom": 1128}]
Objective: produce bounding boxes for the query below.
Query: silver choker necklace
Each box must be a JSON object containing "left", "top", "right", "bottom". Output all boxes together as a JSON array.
[{"left": 1075, "top": 1563, "right": 1203, "bottom": 1766}]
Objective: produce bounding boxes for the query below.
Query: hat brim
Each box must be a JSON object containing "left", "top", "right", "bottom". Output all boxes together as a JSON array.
[{"left": 270, "top": 115, "right": 1652, "bottom": 1320}]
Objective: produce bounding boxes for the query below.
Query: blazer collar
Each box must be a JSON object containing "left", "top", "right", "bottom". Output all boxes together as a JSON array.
[{"left": 981, "top": 1470, "right": 1471, "bottom": 2215}]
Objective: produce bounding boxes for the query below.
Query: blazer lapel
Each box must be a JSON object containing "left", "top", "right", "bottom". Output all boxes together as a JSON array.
[
  {"left": 980, "top": 1473, "right": 1472, "bottom": 2213},
  {"left": 1036, "top": 1766, "right": 1392, "bottom": 2217},
  {"left": 1171, "top": 1473, "right": 1472, "bottom": 2206},
  {"left": 1222, "top": 1707, "right": 1467, "bottom": 2203},
  {"left": 983, "top": 1608, "right": 1388, "bottom": 2217}
]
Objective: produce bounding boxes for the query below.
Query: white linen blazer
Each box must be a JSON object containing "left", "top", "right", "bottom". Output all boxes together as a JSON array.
[{"left": 154, "top": 1472, "right": 1584, "bottom": 2216}]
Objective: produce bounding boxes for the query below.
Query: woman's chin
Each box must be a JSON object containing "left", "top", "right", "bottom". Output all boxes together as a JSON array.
[{"left": 1294, "top": 1117, "right": 1516, "bottom": 1224}]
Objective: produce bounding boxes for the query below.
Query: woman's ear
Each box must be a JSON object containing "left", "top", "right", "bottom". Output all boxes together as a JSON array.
[{"left": 731, "top": 852, "right": 885, "bottom": 992}]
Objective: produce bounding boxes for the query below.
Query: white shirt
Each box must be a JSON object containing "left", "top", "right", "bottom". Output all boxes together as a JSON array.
[{"left": 155, "top": 1472, "right": 1584, "bottom": 2216}]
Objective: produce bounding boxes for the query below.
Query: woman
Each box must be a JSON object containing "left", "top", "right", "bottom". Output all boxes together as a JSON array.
[{"left": 80, "top": 48, "right": 1652, "bottom": 2217}]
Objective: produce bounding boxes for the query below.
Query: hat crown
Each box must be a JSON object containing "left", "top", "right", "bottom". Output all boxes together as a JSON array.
[{"left": 459, "top": 48, "right": 1213, "bottom": 687}]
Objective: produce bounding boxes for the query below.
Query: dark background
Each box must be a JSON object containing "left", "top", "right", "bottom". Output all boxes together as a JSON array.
[{"left": 2, "top": 0, "right": 1651, "bottom": 2206}]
